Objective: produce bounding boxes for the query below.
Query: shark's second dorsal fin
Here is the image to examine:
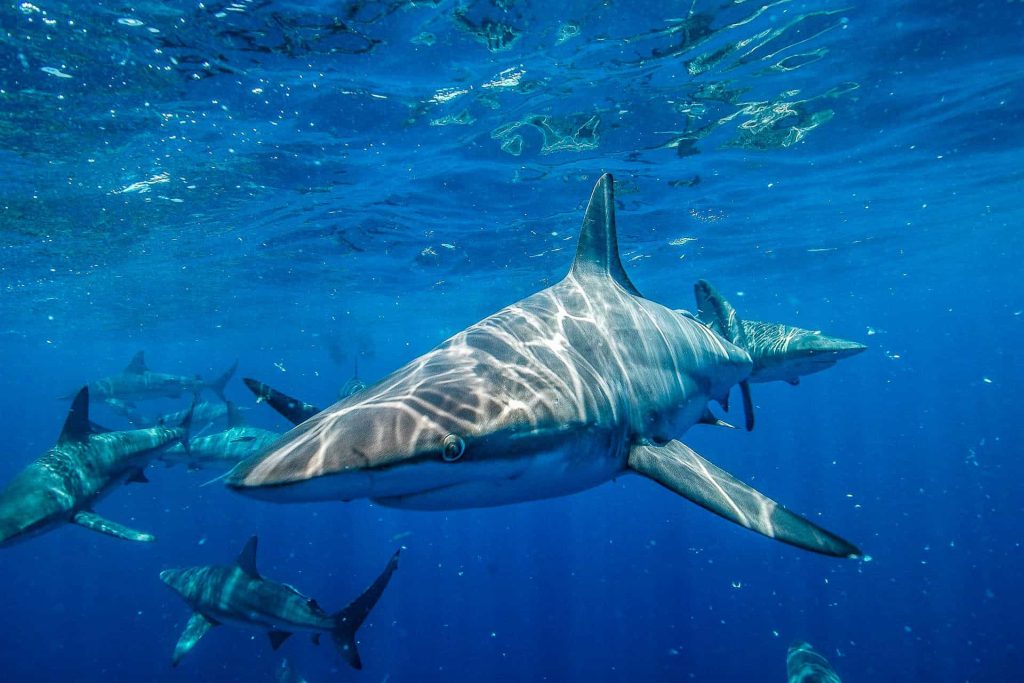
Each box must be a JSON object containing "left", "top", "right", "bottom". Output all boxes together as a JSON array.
[
  {"left": 569, "top": 174, "right": 640, "bottom": 296},
  {"left": 237, "top": 536, "right": 260, "bottom": 578},
  {"left": 59, "top": 387, "right": 92, "bottom": 443},
  {"left": 125, "top": 350, "right": 148, "bottom": 374}
]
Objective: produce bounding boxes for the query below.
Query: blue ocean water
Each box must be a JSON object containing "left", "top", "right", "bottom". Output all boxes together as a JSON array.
[{"left": 1, "top": 0, "right": 1021, "bottom": 681}]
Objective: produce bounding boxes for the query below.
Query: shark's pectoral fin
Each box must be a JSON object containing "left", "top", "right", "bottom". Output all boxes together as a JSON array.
[
  {"left": 172, "top": 612, "right": 216, "bottom": 666},
  {"left": 268, "top": 631, "right": 293, "bottom": 650},
  {"left": 126, "top": 469, "right": 150, "bottom": 484},
  {"left": 627, "top": 440, "right": 859, "bottom": 558},
  {"left": 72, "top": 511, "right": 155, "bottom": 542}
]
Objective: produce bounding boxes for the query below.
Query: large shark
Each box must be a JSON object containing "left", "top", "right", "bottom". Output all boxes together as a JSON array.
[
  {"left": 228, "top": 174, "right": 863, "bottom": 557},
  {"left": 0, "top": 387, "right": 189, "bottom": 546},
  {"left": 160, "top": 537, "right": 400, "bottom": 669},
  {"left": 787, "top": 641, "right": 842, "bottom": 682},
  {"left": 83, "top": 351, "right": 237, "bottom": 403}
]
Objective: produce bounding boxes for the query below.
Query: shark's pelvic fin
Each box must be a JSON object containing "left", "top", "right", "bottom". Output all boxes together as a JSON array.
[
  {"left": 59, "top": 387, "right": 93, "bottom": 443},
  {"left": 72, "top": 510, "right": 155, "bottom": 542},
  {"left": 237, "top": 536, "right": 260, "bottom": 578},
  {"left": 332, "top": 549, "right": 401, "bottom": 670},
  {"left": 126, "top": 470, "right": 150, "bottom": 484},
  {"left": 126, "top": 350, "right": 148, "bottom": 374},
  {"left": 268, "top": 631, "right": 293, "bottom": 650},
  {"left": 172, "top": 612, "right": 217, "bottom": 667},
  {"left": 627, "top": 440, "right": 860, "bottom": 558},
  {"left": 569, "top": 173, "right": 641, "bottom": 296}
]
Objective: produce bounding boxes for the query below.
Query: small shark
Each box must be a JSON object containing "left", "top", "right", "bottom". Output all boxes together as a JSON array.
[
  {"left": 244, "top": 378, "right": 321, "bottom": 426},
  {"left": 160, "top": 537, "right": 400, "bottom": 669},
  {"left": 693, "top": 280, "right": 867, "bottom": 430},
  {"left": 155, "top": 401, "right": 244, "bottom": 430},
  {"left": 161, "top": 426, "right": 280, "bottom": 471},
  {"left": 0, "top": 387, "right": 189, "bottom": 546},
  {"left": 787, "top": 641, "right": 842, "bottom": 682},
  {"left": 228, "top": 175, "right": 863, "bottom": 557},
  {"left": 83, "top": 351, "right": 237, "bottom": 403}
]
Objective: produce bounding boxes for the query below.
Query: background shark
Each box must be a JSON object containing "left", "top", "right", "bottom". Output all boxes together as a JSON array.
[
  {"left": 0, "top": 387, "right": 188, "bottom": 546},
  {"left": 787, "top": 641, "right": 843, "bottom": 682},
  {"left": 82, "top": 351, "right": 237, "bottom": 403},
  {"left": 693, "top": 280, "right": 866, "bottom": 430},
  {"left": 160, "top": 537, "right": 400, "bottom": 669},
  {"left": 161, "top": 426, "right": 280, "bottom": 471},
  {"left": 227, "top": 175, "right": 863, "bottom": 558}
]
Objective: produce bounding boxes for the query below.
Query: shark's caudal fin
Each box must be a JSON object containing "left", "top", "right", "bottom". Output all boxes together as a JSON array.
[
  {"left": 569, "top": 173, "right": 641, "bottom": 296},
  {"left": 243, "top": 377, "right": 321, "bottom": 426},
  {"left": 693, "top": 280, "right": 755, "bottom": 430},
  {"left": 178, "top": 399, "right": 197, "bottom": 456},
  {"left": 628, "top": 440, "right": 860, "bottom": 558},
  {"left": 207, "top": 361, "right": 238, "bottom": 402},
  {"left": 787, "top": 641, "right": 843, "bottom": 682},
  {"left": 331, "top": 549, "right": 401, "bottom": 670}
]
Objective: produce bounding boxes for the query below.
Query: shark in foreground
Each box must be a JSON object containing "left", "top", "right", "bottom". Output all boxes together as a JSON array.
[
  {"left": 228, "top": 174, "right": 864, "bottom": 557},
  {"left": 0, "top": 387, "right": 188, "bottom": 546},
  {"left": 82, "top": 351, "right": 237, "bottom": 403},
  {"left": 160, "top": 537, "right": 400, "bottom": 669},
  {"left": 787, "top": 641, "right": 842, "bottom": 682}
]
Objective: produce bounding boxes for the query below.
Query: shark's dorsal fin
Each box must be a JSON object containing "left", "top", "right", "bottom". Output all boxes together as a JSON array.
[
  {"left": 569, "top": 174, "right": 641, "bottom": 296},
  {"left": 125, "top": 350, "right": 148, "bottom": 374},
  {"left": 59, "top": 387, "right": 92, "bottom": 443},
  {"left": 237, "top": 536, "right": 260, "bottom": 578}
]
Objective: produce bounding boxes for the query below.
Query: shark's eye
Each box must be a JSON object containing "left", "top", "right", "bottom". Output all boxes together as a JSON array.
[{"left": 441, "top": 434, "right": 465, "bottom": 462}]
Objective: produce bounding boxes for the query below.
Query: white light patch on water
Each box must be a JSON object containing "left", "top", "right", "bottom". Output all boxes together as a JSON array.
[{"left": 117, "top": 17, "right": 144, "bottom": 27}]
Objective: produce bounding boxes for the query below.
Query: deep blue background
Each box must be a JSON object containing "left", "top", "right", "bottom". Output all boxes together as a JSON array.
[{"left": 1, "top": 1, "right": 1021, "bottom": 681}]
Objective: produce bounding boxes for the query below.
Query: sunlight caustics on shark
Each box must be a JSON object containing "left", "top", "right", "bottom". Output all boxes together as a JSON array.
[
  {"left": 0, "top": 387, "right": 190, "bottom": 546},
  {"left": 228, "top": 174, "right": 864, "bottom": 557},
  {"left": 160, "top": 537, "right": 400, "bottom": 669}
]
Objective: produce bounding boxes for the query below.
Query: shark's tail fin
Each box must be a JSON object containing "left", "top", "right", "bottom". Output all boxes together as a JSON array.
[
  {"left": 208, "top": 361, "right": 238, "bottom": 402},
  {"left": 330, "top": 549, "right": 401, "bottom": 670}
]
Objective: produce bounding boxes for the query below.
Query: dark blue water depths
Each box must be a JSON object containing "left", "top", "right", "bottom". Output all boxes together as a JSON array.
[{"left": 1, "top": 0, "right": 1022, "bottom": 680}]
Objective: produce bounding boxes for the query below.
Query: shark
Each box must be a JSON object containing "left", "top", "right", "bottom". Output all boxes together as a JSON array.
[
  {"left": 0, "top": 387, "right": 189, "bottom": 546},
  {"left": 160, "top": 537, "right": 400, "bottom": 669},
  {"left": 276, "top": 658, "right": 310, "bottom": 683},
  {"left": 82, "top": 351, "right": 237, "bottom": 403},
  {"left": 787, "top": 641, "right": 842, "bottom": 682},
  {"left": 692, "top": 280, "right": 867, "bottom": 430},
  {"left": 227, "top": 174, "right": 864, "bottom": 557}
]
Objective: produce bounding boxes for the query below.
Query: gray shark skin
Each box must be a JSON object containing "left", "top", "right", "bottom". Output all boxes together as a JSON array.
[
  {"left": 0, "top": 387, "right": 187, "bottom": 546},
  {"left": 161, "top": 426, "right": 280, "bottom": 471},
  {"left": 84, "top": 351, "right": 237, "bottom": 403},
  {"left": 787, "top": 641, "right": 842, "bottom": 683},
  {"left": 228, "top": 174, "right": 860, "bottom": 558},
  {"left": 160, "top": 537, "right": 400, "bottom": 669},
  {"left": 693, "top": 279, "right": 866, "bottom": 430},
  {"left": 244, "top": 377, "right": 321, "bottom": 426},
  {"left": 155, "top": 401, "right": 244, "bottom": 430}
]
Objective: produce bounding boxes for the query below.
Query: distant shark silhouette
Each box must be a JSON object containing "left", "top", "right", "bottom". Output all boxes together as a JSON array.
[
  {"left": 787, "top": 641, "right": 842, "bottom": 682},
  {"left": 80, "top": 351, "right": 237, "bottom": 403},
  {"left": 228, "top": 174, "right": 864, "bottom": 557},
  {"left": 160, "top": 537, "right": 399, "bottom": 669},
  {"left": 0, "top": 387, "right": 190, "bottom": 546}
]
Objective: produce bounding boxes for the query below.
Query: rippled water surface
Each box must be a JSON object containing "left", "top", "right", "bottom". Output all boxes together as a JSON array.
[{"left": 1, "top": 1, "right": 1022, "bottom": 681}]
